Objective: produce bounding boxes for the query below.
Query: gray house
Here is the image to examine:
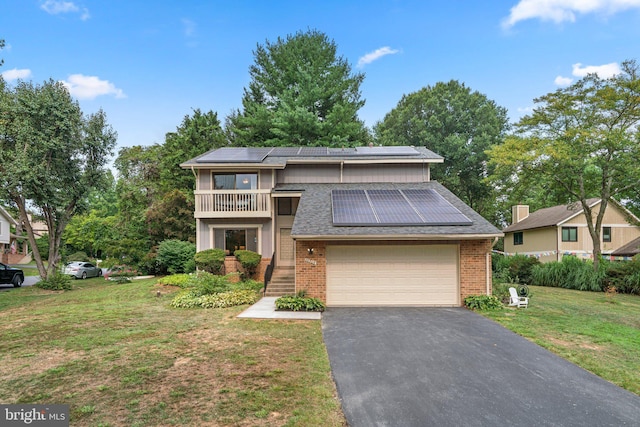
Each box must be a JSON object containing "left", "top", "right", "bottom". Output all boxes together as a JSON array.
[{"left": 181, "top": 146, "right": 502, "bottom": 307}]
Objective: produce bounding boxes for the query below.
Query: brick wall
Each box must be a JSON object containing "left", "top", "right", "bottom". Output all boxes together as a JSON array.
[
  {"left": 223, "top": 256, "right": 271, "bottom": 283},
  {"left": 459, "top": 239, "right": 493, "bottom": 301},
  {"left": 295, "top": 239, "right": 493, "bottom": 305},
  {"left": 295, "top": 241, "right": 326, "bottom": 301}
]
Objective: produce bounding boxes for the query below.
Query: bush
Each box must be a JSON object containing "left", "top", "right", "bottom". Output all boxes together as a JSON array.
[
  {"left": 275, "top": 293, "right": 325, "bottom": 312},
  {"left": 604, "top": 257, "right": 640, "bottom": 295},
  {"left": 194, "top": 249, "right": 226, "bottom": 275},
  {"left": 493, "top": 254, "right": 540, "bottom": 285},
  {"left": 156, "top": 240, "right": 196, "bottom": 274},
  {"left": 170, "top": 289, "right": 259, "bottom": 309},
  {"left": 531, "top": 256, "right": 605, "bottom": 292},
  {"left": 234, "top": 250, "right": 262, "bottom": 279},
  {"left": 105, "top": 265, "right": 139, "bottom": 284},
  {"left": 464, "top": 295, "right": 503, "bottom": 311},
  {"left": 66, "top": 251, "right": 90, "bottom": 262},
  {"left": 36, "top": 273, "right": 72, "bottom": 291},
  {"left": 158, "top": 274, "right": 192, "bottom": 288},
  {"left": 492, "top": 282, "right": 511, "bottom": 304}
]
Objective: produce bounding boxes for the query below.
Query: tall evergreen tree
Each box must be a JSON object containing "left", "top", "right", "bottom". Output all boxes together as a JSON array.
[{"left": 226, "top": 29, "right": 369, "bottom": 147}]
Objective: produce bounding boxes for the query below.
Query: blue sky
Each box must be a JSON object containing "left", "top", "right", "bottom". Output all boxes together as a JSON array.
[{"left": 2, "top": 1, "right": 640, "bottom": 154}]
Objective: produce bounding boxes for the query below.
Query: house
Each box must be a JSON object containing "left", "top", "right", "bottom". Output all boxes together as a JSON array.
[
  {"left": 0, "top": 206, "right": 18, "bottom": 263},
  {"left": 502, "top": 199, "right": 640, "bottom": 263},
  {"left": 611, "top": 236, "right": 640, "bottom": 259},
  {"left": 181, "top": 146, "right": 502, "bottom": 307}
]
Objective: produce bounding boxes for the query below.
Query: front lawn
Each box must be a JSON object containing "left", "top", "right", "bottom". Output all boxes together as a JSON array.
[
  {"left": 481, "top": 285, "right": 640, "bottom": 395},
  {"left": 0, "top": 278, "right": 345, "bottom": 426}
]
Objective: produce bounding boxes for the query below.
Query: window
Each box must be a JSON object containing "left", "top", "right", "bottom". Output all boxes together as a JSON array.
[
  {"left": 214, "top": 228, "right": 258, "bottom": 255},
  {"left": 213, "top": 173, "right": 257, "bottom": 190},
  {"left": 277, "top": 198, "right": 298, "bottom": 216},
  {"left": 602, "top": 227, "right": 612, "bottom": 242},
  {"left": 513, "top": 232, "right": 523, "bottom": 246},
  {"left": 562, "top": 227, "right": 578, "bottom": 242}
]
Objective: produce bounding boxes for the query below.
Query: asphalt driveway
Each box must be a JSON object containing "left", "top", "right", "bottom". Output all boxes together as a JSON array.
[{"left": 322, "top": 307, "right": 640, "bottom": 427}]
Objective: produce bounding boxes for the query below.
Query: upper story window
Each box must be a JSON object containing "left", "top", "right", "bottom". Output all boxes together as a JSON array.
[
  {"left": 513, "top": 232, "right": 523, "bottom": 246},
  {"left": 602, "top": 226, "right": 612, "bottom": 242},
  {"left": 213, "top": 173, "right": 257, "bottom": 190},
  {"left": 561, "top": 227, "right": 578, "bottom": 242}
]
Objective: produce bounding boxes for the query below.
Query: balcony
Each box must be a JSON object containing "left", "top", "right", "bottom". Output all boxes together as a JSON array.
[{"left": 194, "top": 189, "right": 272, "bottom": 218}]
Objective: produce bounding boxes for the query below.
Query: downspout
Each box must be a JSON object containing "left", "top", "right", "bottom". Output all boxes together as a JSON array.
[
  {"left": 340, "top": 161, "right": 344, "bottom": 183},
  {"left": 488, "top": 237, "right": 499, "bottom": 295}
]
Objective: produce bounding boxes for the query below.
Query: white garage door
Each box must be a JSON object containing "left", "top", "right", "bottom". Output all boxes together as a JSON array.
[{"left": 326, "top": 245, "right": 459, "bottom": 306}]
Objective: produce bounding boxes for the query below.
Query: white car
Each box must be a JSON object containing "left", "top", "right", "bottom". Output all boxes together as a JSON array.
[{"left": 64, "top": 262, "right": 102, "bottom": 279}]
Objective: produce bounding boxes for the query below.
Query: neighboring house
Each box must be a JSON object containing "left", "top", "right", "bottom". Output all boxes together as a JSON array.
[
  {"left": 0, "top": 206, "right": 18, "bottom": 263},
  {"left": 502, "top": 199, "right": 640, "bottom": 263},
  {"left": 611, "top": 236, "right": 640, "bottom": 259},
  {"left": 181, "top": 146, "right": 502, "bottom": 307}
]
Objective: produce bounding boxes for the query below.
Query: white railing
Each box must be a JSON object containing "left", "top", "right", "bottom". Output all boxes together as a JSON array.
[{"left": 194, "top": 189, "right": 271, "bottom": 218}]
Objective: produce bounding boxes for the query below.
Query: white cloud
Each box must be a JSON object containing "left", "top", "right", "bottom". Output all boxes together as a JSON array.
[
  {"left": 517, "top": 106, "right": 533, "bottom": 114},
  {"left": 502, "top": 0, "right": 640, "bottom": 28},
  {"left": 1, "top": 68, "right": 32, "bottom": 81},
  {"left": 40, "top": 1, "right": 90, "bottom": 20},
  {"left": 60, "top": 74, "right": 126, "bottom": 100},
  {"left": 572, "top": 62, "right": 621, "bottom": 78},
  {"left": 554, "top": 75, "right": 573, "bottom": 86},
  {"left": 182, "top": 18, "right": 197, "bottom": 37},
  {"left": 357, "top": 46, "right": 400, "bottom": 68}
]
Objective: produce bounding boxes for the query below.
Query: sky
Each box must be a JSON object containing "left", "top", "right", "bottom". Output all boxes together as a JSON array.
[{"left": 2, "top": 0, "right": 640, "bottom": 155}]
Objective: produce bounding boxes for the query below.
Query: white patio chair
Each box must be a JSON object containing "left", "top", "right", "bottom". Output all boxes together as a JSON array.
[{"left": 508, "top": 287, "right": 529, "bottom": 308}]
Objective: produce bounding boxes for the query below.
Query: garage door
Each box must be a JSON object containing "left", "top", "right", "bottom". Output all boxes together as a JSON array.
[{"left": 326, "top": 245, "right": 459, "bottom": 306}]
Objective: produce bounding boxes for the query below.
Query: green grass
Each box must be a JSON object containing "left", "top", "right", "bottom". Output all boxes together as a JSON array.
[
  {"left": 482, "top": 285, "right": 640, "bottom": 395},
  {"left": 0, "top": 278, "right": 345, "bottom": 426}
]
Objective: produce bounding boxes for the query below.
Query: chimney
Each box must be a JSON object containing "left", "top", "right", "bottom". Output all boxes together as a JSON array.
[{"left": 512, "top": 205, "right": 529, "bottom": 224}]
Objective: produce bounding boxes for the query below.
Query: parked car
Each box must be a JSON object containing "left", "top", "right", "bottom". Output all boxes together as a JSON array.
[
  {"left": 64, "top": 261, "right": 102, "bottom": 279},
  {"left": 0, "top": 262, "right": 24, "bottom": 287}
]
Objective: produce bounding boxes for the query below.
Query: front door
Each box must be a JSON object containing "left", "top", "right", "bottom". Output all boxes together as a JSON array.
[{"left": 278, "top": 228, "right": 294, "bottom": 267}]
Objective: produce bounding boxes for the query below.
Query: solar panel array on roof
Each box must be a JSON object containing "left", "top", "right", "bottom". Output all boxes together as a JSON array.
[
  {"left": 196, "top": 146, "right": 422, "bottom": 163},
  {"left": 196, "top": 147, "right": 271, "bottom": 163},
  {"left": 331, "top": 189, "right": 473, "bottom": 226}
]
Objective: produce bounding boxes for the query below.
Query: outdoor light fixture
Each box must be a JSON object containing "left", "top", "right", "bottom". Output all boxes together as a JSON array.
[
  {"left": 242, "top": 178, "right": 249, "bottom": 184},
  {"left": 307, "top": 248, "right": 314, "bottom": 255}
]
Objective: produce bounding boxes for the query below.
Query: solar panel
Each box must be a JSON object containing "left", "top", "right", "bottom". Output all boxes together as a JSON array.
[
  {"left": 331, "top": 189, "right": 473, "bottom": 226},
  {"left": 331, "top": 190, "right": 378, "bottom": 225},
  {"left": 368, "top": 190, "right": 423, "bottom": 225},
  {"left": 196, "top": 147, "right": 271, "bottom": 163},
  {"left": 269, "top": 147, "right": 301, "bottom": 156},
  {"left": 404, "top": 189, "right": 473, "bottom": 225}
]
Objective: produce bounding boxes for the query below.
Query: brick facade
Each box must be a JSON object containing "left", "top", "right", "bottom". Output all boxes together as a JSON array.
[
  {"left": 295, "top": 239, "right": 493, "bottom": 306},
  {"left": 223, "top": 256, "right": 271, "bottom": 283}
]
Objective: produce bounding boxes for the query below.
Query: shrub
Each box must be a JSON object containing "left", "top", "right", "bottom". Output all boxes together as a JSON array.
[
  {"left": 105, "top": 265, "right": 139, "bottom": 284},
  {"left": 36, "top": 273, "right": 72, "bottom": 291},
  {"left": 234, "top": 250, "right": 262, "bottom": 279},
  {"left": 275, "top": 293, "right": 325, "bottom": 312},
  {"left": 492, "top": 282, "right": 511, "bottom": 304},
  {"left": 194, "top": 249, "right": 226, "bottom": 275},
  {"left": 464, "top": 295, "right": 503, "bottom": 311},
  {"left": 170, "top": 289, "right": 259, "bottom": 309},
  {"left": 604, "top": 257, "right": 640, "bottom": 295},
  {"left": 531, "top": 256, "right": 605, "bottom": 292},
  {"left": 66, "top": 251, "right": 90, "bottom": 262},
  {"left": 493, "top": 254, "right": 540, "bottom": 285},
  {"left": 158, "top": 274, "right": 192, "bottom": 288},
  {"left": 156, "top": 240, "right": 196, "bottom": 274},
  {"left": 189, "top": 271, "right": 233, "bottom": 296}
]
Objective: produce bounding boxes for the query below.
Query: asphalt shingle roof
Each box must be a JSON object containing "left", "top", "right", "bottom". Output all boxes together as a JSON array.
[
  {"left": 502, "top": 199, "right": 600, "bottom": 233},
  {"left": 612, "top": 236, "right": 640, "bottom": 256},
  {"left": 276, "top": 182, "right": 502, "bottom": 239}
]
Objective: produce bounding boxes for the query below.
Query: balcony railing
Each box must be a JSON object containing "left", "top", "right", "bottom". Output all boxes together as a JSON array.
[{"left": 194, "top": 189, "right": 271, "bottom": 218}]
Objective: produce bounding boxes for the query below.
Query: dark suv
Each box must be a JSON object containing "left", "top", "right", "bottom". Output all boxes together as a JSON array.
[{"left": 0, "top": 262, "right": 24, "bottom": 287}]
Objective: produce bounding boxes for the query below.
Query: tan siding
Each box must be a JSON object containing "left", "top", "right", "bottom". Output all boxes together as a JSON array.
[
  {"left": 504, "top": 227, "right": 558, "bottom": 262},
  {"left": 277, "top": 164, "right": 340, "bottom": 184},
  {"left": 342, "top": 164, "right": 427, "bottom": 183}
]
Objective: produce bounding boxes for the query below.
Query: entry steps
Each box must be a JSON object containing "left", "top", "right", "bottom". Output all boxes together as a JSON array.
[{"left": 264, "top": 266, "right": 295, "bottom": 297}]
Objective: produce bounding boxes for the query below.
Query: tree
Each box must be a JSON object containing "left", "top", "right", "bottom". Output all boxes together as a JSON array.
[
  {"left": 487, "top": 60, "right": 640, "bottom": 269},
  {"left": 0, "top": 39, "right": 5, "bottom": 67},
  {"left": 0, "top": 79, "right": 116, "bottom": 278},
  {"left": 160, "top": 109, "right": 226, "bottom": 193},
  {"left": 146, "top": 189, "right": 195, "bottom": 246},
  {"left": 226, "top": 29, "right": 369, "bottom": 147},
  {"left": 374, "top": 80, "right": 509, "bottom": 219}
]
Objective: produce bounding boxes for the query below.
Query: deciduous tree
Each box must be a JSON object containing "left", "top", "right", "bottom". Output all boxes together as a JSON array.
[
  {"left": 487, "top": 60, "right": 640, "bottom": 269},
  {"left": 374, "top": 80, "right": 509, "bottom": 220},
  {"left": 0, "top": 79, "right": 116, "bottom": 278}
]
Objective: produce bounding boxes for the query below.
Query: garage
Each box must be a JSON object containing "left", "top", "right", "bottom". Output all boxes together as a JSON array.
[{"left": 326, "top": 244, "right": 459, "bottom": 306}]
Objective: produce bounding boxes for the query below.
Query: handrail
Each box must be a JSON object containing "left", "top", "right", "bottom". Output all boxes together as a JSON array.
[{"left": 263, "top": 252, "right": 275, "bottom": 295}]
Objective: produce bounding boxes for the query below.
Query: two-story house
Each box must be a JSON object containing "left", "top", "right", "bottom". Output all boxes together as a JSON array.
[
  {"left": 181, "top": 146, "right": 502, "bottom": 307},
  {"left": 503, "top": 200, "right": 640, "bottom": 262}
]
